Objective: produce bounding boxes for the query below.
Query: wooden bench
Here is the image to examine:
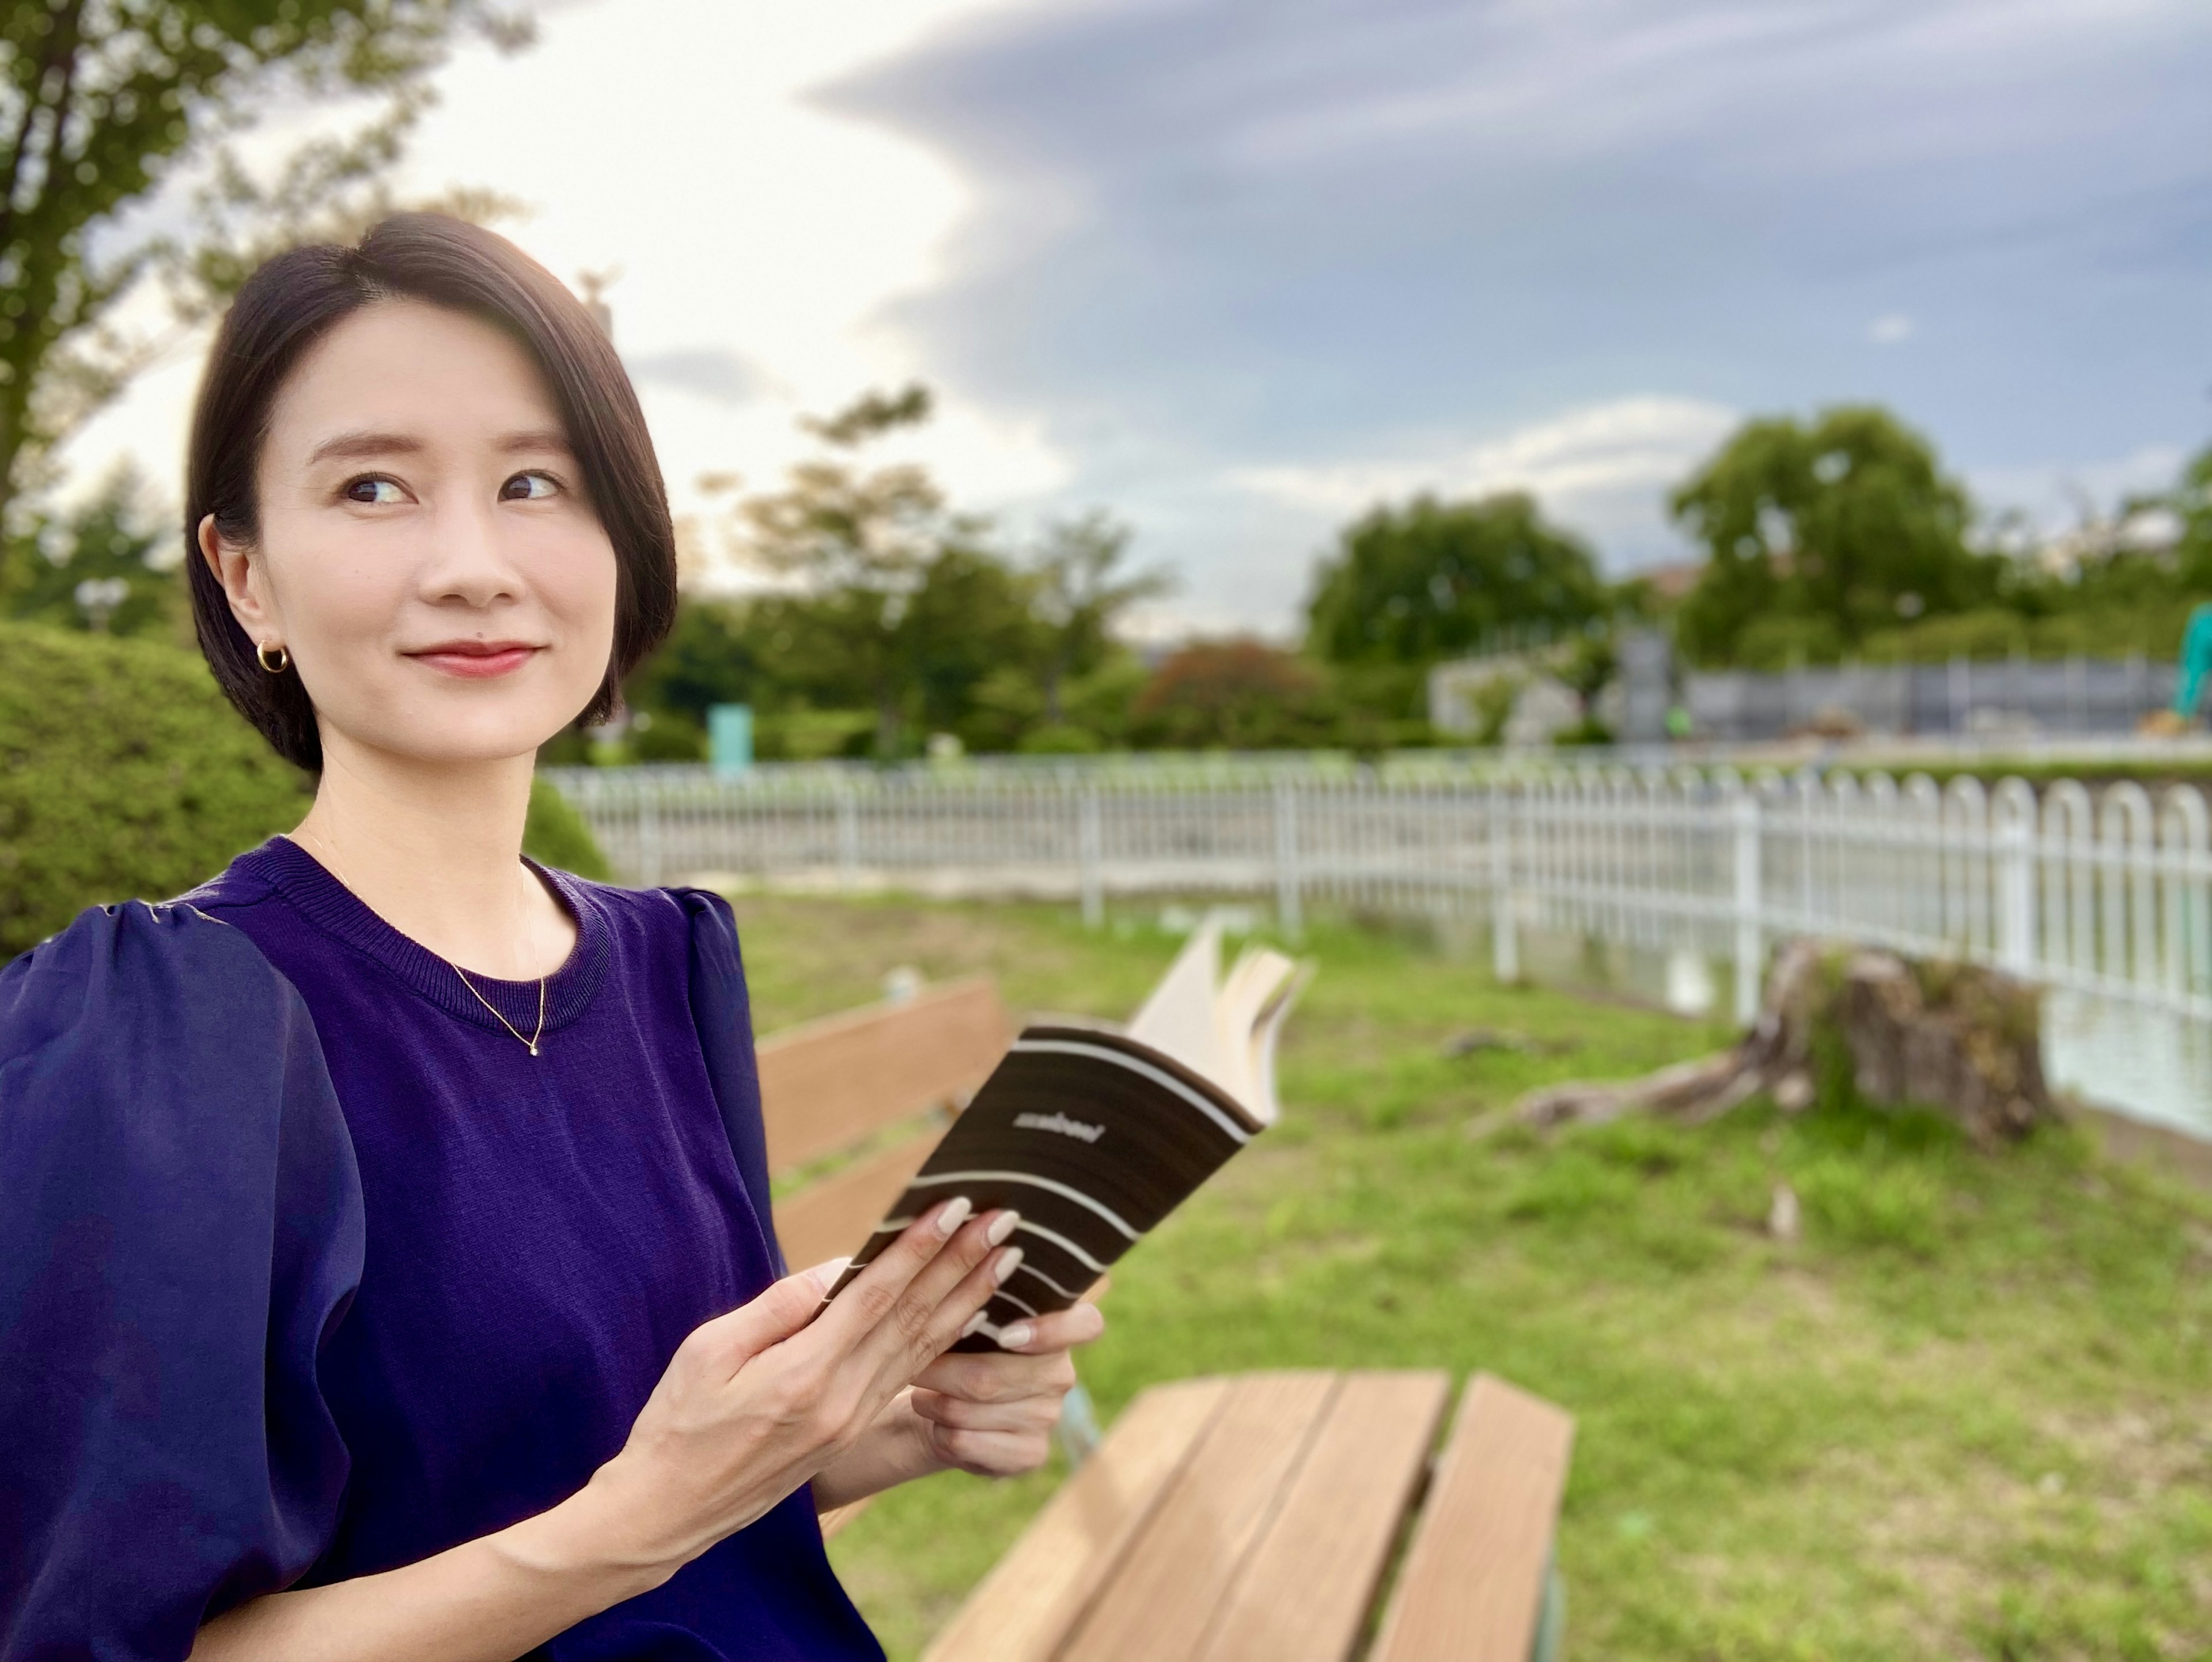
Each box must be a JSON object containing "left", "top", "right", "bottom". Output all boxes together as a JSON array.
[
  {"left": 757, "top": 975, "right": 1016, "bottom": 1275},
  {"left": 756, "top": 975, "right": 1018, "bottom": 1540},
  {"left": 922, "top": 1368, "right": 1574, "bottom": 1662}
]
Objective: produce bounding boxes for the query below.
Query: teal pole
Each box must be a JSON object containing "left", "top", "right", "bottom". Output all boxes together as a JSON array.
[
  {"left": 709, "top": 704, "right": 753, "bottom": 777},
  {"left": 2177, "top": 605, "right": 2212, "bottom": 721}
]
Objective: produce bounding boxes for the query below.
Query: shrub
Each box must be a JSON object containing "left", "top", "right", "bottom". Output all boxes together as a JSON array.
[
  {"left": 0, "top": 622, "right": 612, "bottom": 959},
  {"left": 0, "top": 622, "right": 310, "bottom": 957},
  {"left": 1129, "top": 639, "right": 1342, "bottom": 749},
  {"left": 524, "top": 778, "right": 612, "bottom": 880}
]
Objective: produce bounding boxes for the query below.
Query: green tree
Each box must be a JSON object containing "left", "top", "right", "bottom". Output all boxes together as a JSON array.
[
  {"left": 1028, "top": 510, "right": 1168, "bottom": 722},
  {"left": 0, "top": 0, "right": 528, "bottom": 535},
  {"left": 1305, "top": 491, "right": 1605, "bottom": 666},
  {"left": 2172, "top": 442, "right": 2212, "bottom": 592},
  {"left": 2, "top": 459, "right": 181, "bottom": 638},
  {"left": 904, "top": 540, "right": 1041, "bottom": 739},
  {"left": 1671, "top": 406, "right": 1998, "bottom": 665},
  {"left": 730, "top": 383, "right": 950, "bottom": 756}
]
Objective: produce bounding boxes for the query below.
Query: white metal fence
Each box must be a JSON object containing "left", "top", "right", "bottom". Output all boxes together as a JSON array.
[{"left": 548, "top": 765, "right": 2212, "bottom": 1029}]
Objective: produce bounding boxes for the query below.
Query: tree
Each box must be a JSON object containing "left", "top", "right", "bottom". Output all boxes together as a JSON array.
[
  {"left": 2172, "top": 441, "right": 2212, "bottom": 592},
  {"left": 0, "top": 0, "right": 528, "bottom": 535},
  {"left": 1671, "top": 406, "right": 1998, "bottom": 665},
  {"left": 1305, "top": 491, "right": 1606, "bottom": 667},
  {"left": 2, "top": 459, "right": 180, "bottom": 638},
  {"left": 728, "top": 383, "right": 959, "bottom": 757},
  {"left": 1027, "top": 510, "right": 1168, "bottom": 723},
  {"left": 904, "top": 540, "right": 1041, "bottom": 738}
]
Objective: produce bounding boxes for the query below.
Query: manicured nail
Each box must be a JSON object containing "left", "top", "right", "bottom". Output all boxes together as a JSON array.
[
  {"left": 935, "top": 1197, "right": 972, "bottom": 1237},
  {"left": 997, "top": 1321, "right": 1035, "bottom": 1349},
  {"left": 993, "top": 1246, "right": 1024, "bottom": 1286},
  {"left": 959, "top": 1309, "right": 990, "bottom": 1338},
  {"left": 986, "top": 1210, "right": 1021, "bottom": 1247}
]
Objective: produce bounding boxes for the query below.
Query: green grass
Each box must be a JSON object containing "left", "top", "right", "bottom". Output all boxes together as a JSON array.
[{"left": 726, "top": 893, "right": 2212, "bottom": 1661}]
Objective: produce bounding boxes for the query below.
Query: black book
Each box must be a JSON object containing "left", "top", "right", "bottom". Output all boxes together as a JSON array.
[{"left": 823, "top": 919, "right": 1306, "bottom": 1349}]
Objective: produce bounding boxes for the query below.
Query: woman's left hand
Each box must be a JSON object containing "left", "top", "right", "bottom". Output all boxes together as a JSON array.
[{"left": 908, "top": 1302, "right": 1107, "bottom": 1478}]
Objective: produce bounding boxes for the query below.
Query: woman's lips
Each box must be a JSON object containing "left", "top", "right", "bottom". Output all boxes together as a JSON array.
[{"left": 408, "top": 642, "right": 541, "bottom": 679}]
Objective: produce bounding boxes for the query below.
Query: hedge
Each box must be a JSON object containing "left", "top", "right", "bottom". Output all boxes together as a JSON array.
[{"left": 1, "top": 623, "right": 611, "bottom": 960}]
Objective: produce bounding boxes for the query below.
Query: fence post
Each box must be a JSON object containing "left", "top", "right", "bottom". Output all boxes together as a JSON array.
[
  {"left": 1078, "top": 788, "right": 1103, "bottom": 929},
  {"left": 1997, "top": 796, "right": 2036, "bottom": 975},
  {"left": 638, "top": 782, "right": 664, "bottom": 888},
  {"left": 1491, "top": 787, "right": 1520, "bottom": 983},
  {"left": 1732, "top": 790, "right": 1763, "bottom": 1025},
  {"left": 1274, "top": 782, "right": 1302, "bottom": 940},
  {"left": 835, "top": 785, "right": 859, "bottom": 894}
]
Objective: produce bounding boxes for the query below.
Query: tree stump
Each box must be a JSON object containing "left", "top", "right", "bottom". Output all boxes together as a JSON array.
[{"left": 1517, "top": 940, "right": 2059, "bottom": 1145}]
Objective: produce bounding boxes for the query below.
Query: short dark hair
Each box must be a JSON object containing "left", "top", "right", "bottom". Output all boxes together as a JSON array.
[{"left": 184, "top": 213, "right": 677, "bottom": 771}]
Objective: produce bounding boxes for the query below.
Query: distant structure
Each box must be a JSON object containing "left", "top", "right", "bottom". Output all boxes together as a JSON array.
[{"left": 576, "top": 268, "right": 618, "bottom": 339}]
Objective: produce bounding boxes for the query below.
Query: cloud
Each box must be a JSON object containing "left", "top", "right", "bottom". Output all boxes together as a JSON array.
[
  {"left": 1231, "top": 396, "right": 1738, "bottom": 543},
  {"left": 1969, "top": 442, "right": 2190, "bottom": 532},
  {"left": 1868, "top": 313, "right": 1916, "bottom": 345},
  {"left": 623, "top": 347, "right": 777, "bottom": 408}
]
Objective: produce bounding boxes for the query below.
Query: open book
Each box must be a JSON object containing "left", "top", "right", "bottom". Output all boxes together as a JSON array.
[{"left": 824, "top": 917, "right": 1306, "bottom": 1349}]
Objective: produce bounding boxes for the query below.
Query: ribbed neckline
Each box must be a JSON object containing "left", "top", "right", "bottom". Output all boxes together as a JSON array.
[{"left": 247, "top": 835, "right": 612, "bottom": 1039}]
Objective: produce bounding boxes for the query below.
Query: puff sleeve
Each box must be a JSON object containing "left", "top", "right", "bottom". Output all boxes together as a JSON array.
[
  {"left": 0, "top": 900, "right": 364, "bottom": 1660},
  {"left": 676, "top": 888, "right": 785, "bottom": 1278}
]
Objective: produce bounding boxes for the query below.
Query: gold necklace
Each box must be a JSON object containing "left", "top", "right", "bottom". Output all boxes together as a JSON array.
[
  {"left": 452, "top": 964, "right": 547, "bottom": 1057},
  {"left": 296, "top": 827, "right": 549, "bottom": 1058}
]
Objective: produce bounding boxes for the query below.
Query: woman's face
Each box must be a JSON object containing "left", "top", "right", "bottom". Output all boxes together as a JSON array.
[{"left": 206, "top": 299, "right": 619, "bottom": 768}]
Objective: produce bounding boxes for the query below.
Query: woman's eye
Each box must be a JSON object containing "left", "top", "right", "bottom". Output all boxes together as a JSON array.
[
  {"left": 344, "top": 477, "right": 405, "bottom": 505},
  {"left": 502, "top": 471, "right": 560, "bottom": 501}
]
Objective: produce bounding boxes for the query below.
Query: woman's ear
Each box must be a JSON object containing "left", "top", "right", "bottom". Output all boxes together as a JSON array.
[{"left": 198, "top": 513, "right": 276, "bottom": 643}]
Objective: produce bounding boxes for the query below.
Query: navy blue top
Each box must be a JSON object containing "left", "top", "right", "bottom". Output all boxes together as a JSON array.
[{"left": 0, "top": 837, "right": 882, "bottom": 1662}]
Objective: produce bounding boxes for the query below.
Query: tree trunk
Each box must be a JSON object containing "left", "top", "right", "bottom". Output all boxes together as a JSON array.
[{"left": 1517, "top": 939, "right": 2060, "bottom": 1146}]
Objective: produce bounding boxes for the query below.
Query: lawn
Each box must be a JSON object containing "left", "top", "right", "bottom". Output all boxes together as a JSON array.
[{"left": 726, "top": 891, "right": 2212, "bottom": 1661}]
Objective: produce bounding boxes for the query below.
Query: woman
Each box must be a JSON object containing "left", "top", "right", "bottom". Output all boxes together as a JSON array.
[{"left": 0, "top": 215, "right": 1103, "bottom": 1661}]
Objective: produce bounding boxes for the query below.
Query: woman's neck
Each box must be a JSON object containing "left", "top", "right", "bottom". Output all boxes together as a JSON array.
[{"left": 291, "top": 739, "right": 577, "bottom": 981}]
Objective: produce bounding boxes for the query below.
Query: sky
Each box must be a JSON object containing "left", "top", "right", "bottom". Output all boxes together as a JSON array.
[{"left": 69, "top": 0, "right": 2212, "bottom": 637}]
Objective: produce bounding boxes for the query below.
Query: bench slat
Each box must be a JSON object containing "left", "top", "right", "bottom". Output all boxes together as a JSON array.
[
  {"left": 757, "top": 978, "right": 1012, "bottom": 1173},
  {"left": 920, "top": 1377, "right": 1231, "bottom": 1662},
  {"left": 1059, "top": 1371, "right": 1341, "bottom": 1662},
  {"left": 1194, "top": 1370, "right": 1452, "bottom": 1662},
  {"left": 772, "top": 1129, "right": 941, "bottom": 1272},
  {"left": 1366, "top": 1373, "right": 1575, "bottom": 1662}
]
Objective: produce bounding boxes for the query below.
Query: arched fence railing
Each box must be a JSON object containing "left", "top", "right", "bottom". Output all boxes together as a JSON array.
[{"left": 547, "top": 765, "right": 2212, "bottom": 1029}]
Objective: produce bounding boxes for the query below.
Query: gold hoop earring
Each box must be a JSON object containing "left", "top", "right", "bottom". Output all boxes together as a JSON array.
[{"left": 256, "top": 643, "right": 289, "bottom": 674}]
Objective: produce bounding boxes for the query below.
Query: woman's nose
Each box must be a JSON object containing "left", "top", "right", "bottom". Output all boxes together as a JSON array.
[{"left": 419, "top": 498, "right": 523, "bottom": 605}]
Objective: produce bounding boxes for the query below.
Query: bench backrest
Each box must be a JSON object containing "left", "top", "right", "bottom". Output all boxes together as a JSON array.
[{"left": 756, "top": 975, "right": 1014, "bottom": 1273}]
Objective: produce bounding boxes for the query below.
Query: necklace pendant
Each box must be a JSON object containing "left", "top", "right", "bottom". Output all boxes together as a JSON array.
[{"left": 528, "top": 1042, "right": 540, "bottom": 1057}]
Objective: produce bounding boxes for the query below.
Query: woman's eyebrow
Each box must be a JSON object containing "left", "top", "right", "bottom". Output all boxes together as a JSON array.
[
  {"left": 497, "top": 428, "right": 573, "bottom": 455},
  {"left": 307, "top": 430, "right": 425, "bottom": 465}
]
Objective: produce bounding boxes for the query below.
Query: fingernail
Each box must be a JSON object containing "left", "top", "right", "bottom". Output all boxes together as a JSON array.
[
  {"left": 993, "top": 1246, "right": 1024, "bottom": 1286},
  {"left": 998, "top": 1320, "right": 1034, "bottom": 1348},
  {"left": 986, "top": 1210, "right": 1021, "bottom": 1247},
  {"left": 935, "top": 1197, "right": 973, "bottom": 1237},
  {"left": 959, "top": 1309, "right": 990, "bottom": 1338}
]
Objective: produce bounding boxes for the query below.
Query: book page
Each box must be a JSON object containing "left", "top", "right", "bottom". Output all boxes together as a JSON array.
[
  {"left": 1127, "top": 917, "right": 1224, "bottom": 1082},
  {"left": 1213, "top": 947, "right": 1299, "bottom": 1121}
]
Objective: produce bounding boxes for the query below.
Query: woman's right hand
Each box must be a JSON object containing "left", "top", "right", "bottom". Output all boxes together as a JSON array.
[{"left": 579, "top": 1196, "right": 1020, "bottom": 1577}]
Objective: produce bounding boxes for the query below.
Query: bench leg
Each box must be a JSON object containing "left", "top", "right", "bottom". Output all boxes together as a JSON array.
[
  {"left": 1055, "top": 1380, "right": 1103, "bottom": 1467},
  {"left": 1529, "top": 1555, "right": 1566, "bottom": 1662}
]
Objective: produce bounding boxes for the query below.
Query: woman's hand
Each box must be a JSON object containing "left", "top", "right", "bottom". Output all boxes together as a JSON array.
[
  {"left": 907, "top": 1300, "right": 1108, "bottom": 1478},
  {"left": 578, "top": 1196, "right": 1022, "bottom": 1577}
]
